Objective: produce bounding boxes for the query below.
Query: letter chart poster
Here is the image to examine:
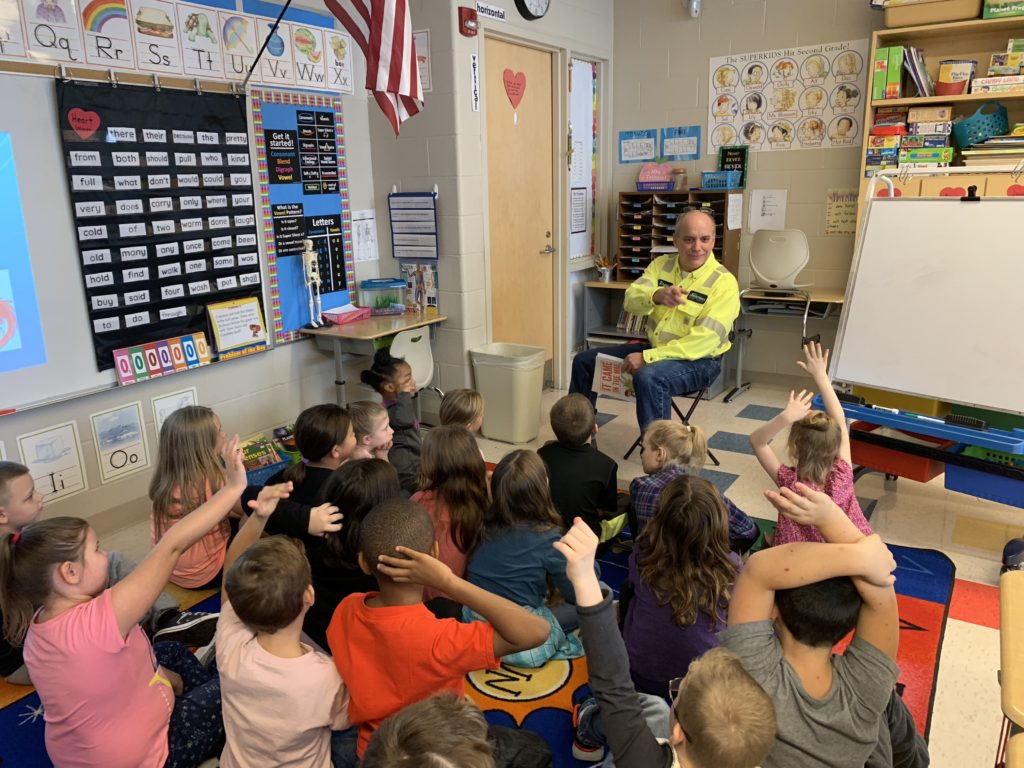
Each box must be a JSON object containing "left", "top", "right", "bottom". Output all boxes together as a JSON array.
[
  {"left": 57, "top": 80, "right": 264, "bottom": 370},
  {"left": 707, "top": 39, "right": 868, "bottom": 154},
  {"left": 252, "top": 88, "right": 354, "bottom": 344}
]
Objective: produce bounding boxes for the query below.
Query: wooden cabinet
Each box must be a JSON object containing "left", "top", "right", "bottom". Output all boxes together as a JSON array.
[
  {"left": 615, "top": 189, "right": 740, "bottom": 281},
  {"left": 860, "top": 16, "right": 1024, "bottom": 212}
]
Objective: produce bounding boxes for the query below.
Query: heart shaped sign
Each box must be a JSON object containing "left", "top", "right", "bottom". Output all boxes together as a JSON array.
[
  {"left": 67, "top": 108, "right": 100, "bottom": 140},
  {"left": 503, "top": 69, "right": 526, "bottom": 110},
  {"left": 638, "top": 162, "right": 674, "bottom": 182},
  {"left": 1007, "top": 184, "right": 1024, "bottom": 196},
  {"left": 939, "top": 186, "right": 965, "bottom": 197},
  {"left": 877, "top": 187, "right": 902, "bottom": 198}
]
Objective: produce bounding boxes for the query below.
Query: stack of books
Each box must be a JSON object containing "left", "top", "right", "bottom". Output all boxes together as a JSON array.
[
  {"left": 873, "top": 46, "right": 906, "bottom": 100},
  {"left": 865, "top": 106, "right": 908, "bottom": 174},
  {"left": 616, "top": 308, "right": 649, "bottom": 336},
  {"left": 899, "top": 106, "right": 954, "bottom": 169},
  {"left": 961, "top": 131, "right": 1024, "bottom": 166},
  {"left": 903, "top": 47, "right": 934, "bottom": 97}
]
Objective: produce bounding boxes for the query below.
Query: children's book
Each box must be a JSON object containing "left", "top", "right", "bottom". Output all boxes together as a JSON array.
[
  {"left": 241, "top": 433, "right": 280, "bottom": 470},
  {"left": 591, "top": 353, "right": 636, "bottom": 401}
]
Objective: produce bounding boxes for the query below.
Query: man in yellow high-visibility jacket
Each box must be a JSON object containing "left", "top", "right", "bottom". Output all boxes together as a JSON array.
[{"left": 570, "top": 208, "right": 740, "bottom": 431}]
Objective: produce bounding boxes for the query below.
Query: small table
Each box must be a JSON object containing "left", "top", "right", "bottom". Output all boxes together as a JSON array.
[
  {"left": 724, "top": 288, "right": 845, "bottom": 403},
  {"left": 301, "top": 314, "right": 447, "bottom": 406}
]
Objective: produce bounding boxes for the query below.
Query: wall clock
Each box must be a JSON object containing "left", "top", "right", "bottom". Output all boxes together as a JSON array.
[{"left": 514, "top": 0, "right": 551, "bottom": 21}]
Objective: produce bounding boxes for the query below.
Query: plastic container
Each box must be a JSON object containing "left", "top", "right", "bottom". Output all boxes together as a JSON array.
[
  {"left": 952, "top": 101, "right": 1009, "bottom": 148},
  {"left": 358, "top": 279, "right": 407, "bottom": 314},
  {"left": 470, "top": 343, "right": 546, "bottom": 443},
  {"left": 945, "top": 446, "right": 1024, "bottom": 508},
  {"left": 851, "top": 386, "right": 951, "bottom": 417},
  {"left": 850, "top": 421, "right": 955, "bottom": 482},
  {"left": 884, "top": 0, "right": 981, "bottom": 27},
  {"left": 701, "top": 170, "right": 742, "bottom": 190}
]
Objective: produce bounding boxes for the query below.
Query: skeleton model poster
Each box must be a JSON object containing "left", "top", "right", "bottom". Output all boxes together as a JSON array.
[
  {"left": 707, "top": 39, "right": 869, "bottom": 154},
  {"left": 252, "top": 88, "right": 354, "bottom": 343}
]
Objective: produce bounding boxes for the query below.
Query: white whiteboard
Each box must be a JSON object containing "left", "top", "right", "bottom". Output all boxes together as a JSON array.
[
  {"left": 832, "top": 196, "right": 1023, "bottom": 415},
  {"left": 1, "top": 74, "right": 116, "bottom": 411}
]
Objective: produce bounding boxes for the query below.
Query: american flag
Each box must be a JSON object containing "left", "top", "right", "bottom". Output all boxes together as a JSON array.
[{"left": 324, "top": 0, "right": 424, "bottom": 135}]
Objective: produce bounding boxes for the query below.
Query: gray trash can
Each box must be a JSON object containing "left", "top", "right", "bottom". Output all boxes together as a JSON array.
[{"left": 470, "top": 343, "right": 546, "bottom": 443}]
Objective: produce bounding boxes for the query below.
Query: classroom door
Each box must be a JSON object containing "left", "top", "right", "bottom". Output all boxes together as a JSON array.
[{"left": 485, "top": 37, "right": 555, "bottom": 361}]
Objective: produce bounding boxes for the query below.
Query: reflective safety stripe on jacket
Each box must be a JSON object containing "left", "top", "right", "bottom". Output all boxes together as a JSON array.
[{"left": 623, "top": 253, "right": 740, "bottom": 364}]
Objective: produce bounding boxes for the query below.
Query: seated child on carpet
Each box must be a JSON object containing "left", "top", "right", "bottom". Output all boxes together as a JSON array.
[
  {"left": 149, "top": 405, "right": 244, "bottom": 589},
  {"left": 217, "top": 481, "right": 351, "bottom": 768},
  {"left": 348, "top": 401, "right": 395, "bottom": 463},
  {"left": 465, "top": 450, "right": 589, "bottom": 666},
  {"left": 749, "top": 341, "right": 872, "bottom": 545},
  {"left": 0, "top": 462, "right": 215, "bottom": 686},
  {"left": 622, "top": 475, "right": 741, "bottom": 700},
  {"left": 537, "top": 393, "right": 625, "bottom": 540},
  {"left": 556, "top": 518, "right": 777, "bottom": 768},
  {"left": 630, "top": 420, "right": 758, "bottom": 553},
  {"left": 439, "top": 388, "right": 485, "bottom": 433},
  {"left": 361, "top": 349, "right": 422, "bottom": 493},
  {"left": 0, "top": 438, "right": 247, "bottom": 767},
  {"left": 411, "top": 426, "right": 489, "bottom": 602},
  {"left": 304, "top": 459, "right": 401, "bottom": 650},
  {"left": 362, "top": 693, "right": 553, "bottom": 768},
  {"left": 326, "top": 498, "right": 548, "bottom": 760},
  {"left": 721, "top": 483, "right": 927, "bottom": 768},
  {"left": 265, "top": 404, "right": 356, "bottom": 506}
]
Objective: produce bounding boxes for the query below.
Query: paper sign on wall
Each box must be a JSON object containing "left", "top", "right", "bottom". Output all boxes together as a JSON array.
[
  {"left": 414, "top": 29, "right": 430, "bottom": 93},
  {"left": 661, "top": 125, "right": 701, "bottom": 162},
  {"left": 90, "top": 400, "right": 149, "bottom": 484},
  {"left": 825, "top": 188, "right": 858, "bottom": 235},
  {"left": 18, "top": 421, "right": 88, "bottom": 502},
  {"left": 749, "top": 189, "right": 787, "bottom": 234},
  {"left": 618, "top": 129, "right": 658, "bottom": 164},
  {"left": 20, "top": 0, "right": 85, "bottom": 63},
  {"left": 152, "top": 386, "right": 197, "bottom": 432}
]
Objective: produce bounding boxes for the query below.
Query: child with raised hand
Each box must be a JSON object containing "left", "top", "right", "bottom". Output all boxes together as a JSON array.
[
  {"left": 749, "top": 341, "right": 872, "bottom": 545},
  {"left": 360, "top": 348, "right": 422, "bottom": 493},
  {"left": 631, "top": 420, "right": 758, "bottom": 553},
  {"left": 267, "top": 403, "right": 356, "bottom": 506},
  {"left": 217, "top": 480, "right": 352, "bottom": 768},
  {"left": 623, "top": 475, "right": 741, "bottom": 700},
  {"left": 439, "top": 388, "right": 485, "bottom": 433},
  {"left": 555, "top": 517, "right": 777, "bottom": 768},
  {"left": 465, "top": 449, "right": 585, "bottom": 667},
  {"left": 0, "top": 437, "right": 246, "bottom": 768},
  {"left": 411, "top": 425, "right": 488, "bottom": 601},
  {"left": 304, "top": 458, "right": 401, "bottom": 650},
  {"left": 149, "top": 404, "right": 243, "bottom": 589},
  {"left": 721, "top": 484, "right": 920, "bottom": 768},
  {"left": 348, "top": 401, "right": 395, "bottom": 462},
  {"left": 326, "top": 498, "right": 549, "bottom": 760}
]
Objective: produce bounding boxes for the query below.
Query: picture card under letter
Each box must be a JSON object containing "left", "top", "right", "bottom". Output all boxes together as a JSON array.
[
  {"left": 152, "top": 386, "right": 197, "bottom": 433},
  {"left": 90, "top": 400, "right": 150, "bottom": 483},
  {"left": 0, "top": 0, "right": 28, "bottom": 59},
  {"left": 219, "top": 10, "right": 260, "bottom": 82},
  {"left": 128, "top": 0, "right": 183, "bottom": 74},
  {"left": 176, "top": 2, "right": 224, "bottom": 79},
  {"left": 324, "top": 29, "right": 353, "bottom": 94},
  {"left": 80, "top": 0, "right": 135, "bottom": 70},
  {"left": 20, "top": 0, "right": 85, "bottom": 64},
  {"left": 18, "top": 421, "right": 88, "bottom": 503}
]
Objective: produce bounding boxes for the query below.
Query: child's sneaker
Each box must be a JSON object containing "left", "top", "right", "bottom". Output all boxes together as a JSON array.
[
  {"left": 153, "top": 610, "right": 219, "bottom": 647},
  {"left": 572, "top": 696, "right": 606, "bottom": 762}
]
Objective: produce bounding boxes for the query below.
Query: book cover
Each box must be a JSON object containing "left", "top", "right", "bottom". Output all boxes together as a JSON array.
[
  {"left": 885, "top": 46, "right": 905, "bottom": 99},
  {"left": 907, "top": 105, "right": 953, "bottom": 123},
  {"left": 241, "top": 434, "right": 280, "bottom": 471},
  {"left": 936, "top": 59, "right": 976, "bottom": 95},
  {"left": 873, "top": 46, "right": 890, "bottom": 101},
  {"left": 591, "top": 353, "right": 636, "bottom": 402}
]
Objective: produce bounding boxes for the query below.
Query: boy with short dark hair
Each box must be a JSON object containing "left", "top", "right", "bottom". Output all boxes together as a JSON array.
[
  {"left": 217, "top": 481, "right": 351, "bottom": 768},
  {"left": 556, "top": 517, "right": 777, "bottom": 767},
  {"left": 0, "top": 462, "right": 214, "bottom": 685},
  {"left": 722, "top": 483, "right": 928, "bottom": 768},
  {"left": 538, "top": 394, "right": 624, "bottom": 538},
  {"left": 327, "top": 499, "right": 550, "bottom": 761}
]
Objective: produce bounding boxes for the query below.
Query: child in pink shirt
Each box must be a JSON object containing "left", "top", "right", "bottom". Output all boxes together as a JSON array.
[
  {"left": 0, "top": 436, "right": 248, "bottom": 768},
  {"left": 217, "top": 480, "right": 351, "bottom": 768},
  {"left": 749, "top": 342, "right": 872, "bottom": 544}
]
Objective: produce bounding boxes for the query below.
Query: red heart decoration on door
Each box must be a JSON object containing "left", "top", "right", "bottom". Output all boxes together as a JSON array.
[
  {"left": 939, "top": 186, "right": 965, "bottom": 197},
  {"left": 1007, "top": 184, "right": 1024, "bottom": 196},
  {"left": 503, "top": 69, "right": 526, "bottom": 110},
  {"left": 877, "top": 187, "right": 902, "bottom": 197},
  {"left": 67, "top": 108, "right": 101, "bottom": 140}
]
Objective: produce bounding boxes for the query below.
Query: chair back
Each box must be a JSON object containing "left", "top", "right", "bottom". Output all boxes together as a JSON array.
[
  {"left": 389, "top": 328, "right": 434, "bottom": 389},
  {"left": 749, "top": 229, "right": 812, "bottom": 289}
]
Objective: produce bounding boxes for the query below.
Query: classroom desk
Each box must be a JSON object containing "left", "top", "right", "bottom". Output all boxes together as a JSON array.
[
  {"left": 301, "top": 314, "right": 447, "bottom": 406},
  {"left": 724, "top": 288, "right": 845, "bottom": 403}
]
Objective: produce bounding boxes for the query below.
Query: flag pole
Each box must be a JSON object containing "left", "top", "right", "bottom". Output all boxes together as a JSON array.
[{"left": 241, "top": 0, "right": 295, "bottom": 90}]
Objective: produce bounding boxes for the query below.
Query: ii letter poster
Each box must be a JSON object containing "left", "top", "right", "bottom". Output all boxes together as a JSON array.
[{"left": 707, "top": 39, "right": 869, "bottom": 154}]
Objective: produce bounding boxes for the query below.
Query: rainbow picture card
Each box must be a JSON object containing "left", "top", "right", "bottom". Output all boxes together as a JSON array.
[{"left": 80, "top": 0, "right": 135, "bottom": 69}]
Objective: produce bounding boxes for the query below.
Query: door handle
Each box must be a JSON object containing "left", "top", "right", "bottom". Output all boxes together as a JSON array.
[{"left": 539, "top": 244, "right": 557, "bottom": 255}]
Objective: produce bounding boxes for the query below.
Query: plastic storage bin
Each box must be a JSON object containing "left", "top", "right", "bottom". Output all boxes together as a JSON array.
[
  {"left": 884, "top": 0, "right": 981, "bottom": 27},
  {"left": 851, "top": 385, "right": 950, "bottom": 417},
  {"left": 358, "top": 279, "right": 407, "bottom": 315},
  {"left": 470, "top": 343, "right": 546, "bottom": 443},
  {"left": 945, "top": 446, "right": 1024, "bottom": 508},
  {"left": 850, "top": 421, "right": 955, "bottom": 482}
]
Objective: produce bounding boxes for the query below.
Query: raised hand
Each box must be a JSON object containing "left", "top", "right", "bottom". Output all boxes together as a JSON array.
[
  {"left": 781, "top": 389, "right": 814, "bottom": 424},
  {"left": 223, "top": 435, "right": 246, "bottom": 491},
  {"left": 553, "top": 518, "right": 599, "bottom": 584},
  {"left": 247, "top": 481, "right": 292, "bottom": 519},
  {"left": 796, "top": 340, "right": 831, "bottom": 382}
]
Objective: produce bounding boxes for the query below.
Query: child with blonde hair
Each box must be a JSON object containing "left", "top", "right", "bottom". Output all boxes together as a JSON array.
[
  {"left": 411, "top": 425, "right": 489, "bottom": 602},
  {"left": 149, "top": 405, "right": 243, "bottom": 589},
  {"left": 749, "top": 341, "right": 872, "bottom": 545},
  {"left": 631, "top": 420, "right": 758, "bottom": 552},
  {"left": 0, "top": 438, "right": 246, "bottom": 767},
  {"left": 348, "top": 401, "right": 394, "bottom": 462},
  {"left": 439, "top": 388, "right": 485, "bottom": 433}
]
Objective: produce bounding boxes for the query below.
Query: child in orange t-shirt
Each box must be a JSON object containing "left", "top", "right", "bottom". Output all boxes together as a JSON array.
[{"left": 326, "top": 499, "right": 549, "bottom": 759}]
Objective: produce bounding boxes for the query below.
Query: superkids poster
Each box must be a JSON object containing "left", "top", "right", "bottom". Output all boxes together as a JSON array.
[
  {"left": 707, "top": 39, "right": 869, "bottom": 154},
  {"left": 252, "top": 88, "right": 354, "bottom": 344}
]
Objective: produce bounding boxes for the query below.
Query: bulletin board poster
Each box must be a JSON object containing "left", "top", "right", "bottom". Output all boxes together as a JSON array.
[
  {"left": 707, "top": 38, "right": 869, "bottom": 154},
  {"left": 252, "top": 88, "right": 354, "bottom": 344},
  {"left": 56, "top": 81, "right": 264, "bottom": 371}
]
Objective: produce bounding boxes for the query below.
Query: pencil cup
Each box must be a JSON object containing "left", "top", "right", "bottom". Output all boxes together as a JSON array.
[{"left": 598, "top": 267, "right": 613, "bottom": 283}]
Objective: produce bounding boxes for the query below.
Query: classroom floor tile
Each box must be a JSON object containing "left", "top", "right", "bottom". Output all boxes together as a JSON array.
[{"left": 736, "top": 403, "right": 783, "bottom": 421}]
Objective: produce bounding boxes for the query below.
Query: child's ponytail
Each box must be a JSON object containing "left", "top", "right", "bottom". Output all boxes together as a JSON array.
[
  {"left": 644, "top": 420, "right": 708, "bottom": 468},
  {"left": 0, "top": 518, "right": 89, "bottom": 646},
  {"left": 787, "top": 411, "right": 841, "bottom": 486},
  {"left": 360, "top": 348, "right": 405, "bottom": 395},
  {"left": 283, "top": 404, "right": 353, "bottom": 485}
]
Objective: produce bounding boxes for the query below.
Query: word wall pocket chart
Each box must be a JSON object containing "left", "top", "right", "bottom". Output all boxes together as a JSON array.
[{"left": 57, "top": 80, "right": 265, "bottom": 371}]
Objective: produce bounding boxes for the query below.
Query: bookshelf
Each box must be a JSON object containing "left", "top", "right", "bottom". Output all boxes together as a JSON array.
[{"left": 859, "top": 15, "right": 1024, "bottom": 212}]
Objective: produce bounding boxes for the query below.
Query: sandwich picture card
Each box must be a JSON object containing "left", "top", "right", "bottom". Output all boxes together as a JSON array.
[{"left": 127, "top": 0, "right": 182, "bottom": 74}]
